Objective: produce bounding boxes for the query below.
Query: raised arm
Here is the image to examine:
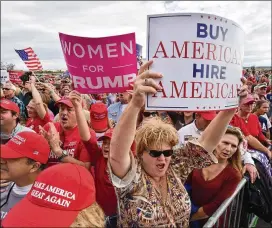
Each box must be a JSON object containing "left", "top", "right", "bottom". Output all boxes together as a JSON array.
[
  {"left": 30, "top": 82, "right": 47, "bottom": 119},
  {"left": 69, "top": 90, "right": 90, "bottom": 141},
  {"left": 110, "top": 60, "right": 162, "bottom": 178},
  {"left": 198, "top": 85, "right": 248, "bottom": 153},
  {"left": 43, "top": 83, "right": 61, "bottom": 102}
]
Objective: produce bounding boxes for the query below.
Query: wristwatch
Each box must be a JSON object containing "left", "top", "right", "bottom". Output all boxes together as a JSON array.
[{"left": 57, "top": 150, "right": 68, "bottom": 161}]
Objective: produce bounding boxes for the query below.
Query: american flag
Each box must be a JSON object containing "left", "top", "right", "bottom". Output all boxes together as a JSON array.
[{"left": 15, "top": 47, "right": 43, "bottom": 71}]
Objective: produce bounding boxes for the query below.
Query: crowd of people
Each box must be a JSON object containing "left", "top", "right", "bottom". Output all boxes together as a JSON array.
[{"left": 0, "top": 62, "right": 271, "bottom": 227}]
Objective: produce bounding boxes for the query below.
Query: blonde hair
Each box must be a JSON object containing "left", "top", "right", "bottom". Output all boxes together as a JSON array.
[
  {"left": 70, "top": 202, "right": 105, "bottom": 227},
  {"left": 135, "top": 117, "right": 179, "bottom": 157},
  {"left": 225, "top": 127, "right": 243, "bottom": 177}
]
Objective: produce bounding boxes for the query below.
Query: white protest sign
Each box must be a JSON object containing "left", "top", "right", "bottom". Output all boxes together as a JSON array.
[
  {"left": 0, "top": 70, "right": 9, "bottom": 84},
  {"left": 146, "top": 13, "right": 245, "bottom": 111}
]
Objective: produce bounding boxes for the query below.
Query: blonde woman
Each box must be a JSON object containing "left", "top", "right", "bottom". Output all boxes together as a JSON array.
[
  {"left": 188, "top": 126, "right": 243, "bottom": 226},
  {"left": 2, "top": 163, "right": 105, "bottom": 227},
  {"left": 108, "top": 60, "right": 246, "bottom": 227}
]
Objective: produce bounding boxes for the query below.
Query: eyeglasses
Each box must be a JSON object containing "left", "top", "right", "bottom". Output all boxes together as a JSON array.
[
  {"left": 2, "top": 88, "right": 10, "bottom": 91},
  {"left": 147, "top": 149, "right": 173, "bottom": 157},
  {"left": 143, "top": 112, "right": 158, "bottom": 117}
]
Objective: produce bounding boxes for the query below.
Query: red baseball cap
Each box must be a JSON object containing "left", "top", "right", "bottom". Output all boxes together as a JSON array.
[
  {"left": 55, "top": 97, "right": 73, "bottom": 108},
  {"left": 240, "top": 94, "right": 255, "bottom": 105},
  {"left": 0, "top": 99, "right": 20, "bottom": 114},
  {"left": 2, "top": 163, "right": 96, "bottom": 227},
  {"left": 0, "top": 132, "right": 50, "bottom": 164},
  {"left": 90, "top": 102, "right": 108, "bottom": 131},
  {"left": 198, "top": 111, "right": 217, "bottom": 121},
  {"left": 97, "top": 128, "right": 114, "bottom": 141}
]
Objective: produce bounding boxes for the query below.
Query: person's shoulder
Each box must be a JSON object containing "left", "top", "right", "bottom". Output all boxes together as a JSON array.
[
  {"left": 44, "top": 122, "right": 60, "bottom": 132},
  {"left": 108, "top": 102, "right": 120, "bottom": 110},
  {"left": 178, "top": 121, "right": 195, "bottom": 133},
  {"left": 259, "top": 115, "right": 267, "bottom": 122},
  {"left": 13, "top": 96, "right": 23, "bottom": 103},
  {"left": 249, "top": 113, "right": 259, "bottom": 120},
  {"left": 225, "top": 165, "right": 241, "bottom": 179},
  {"left": 19, "top": 124, "right": 35, "bottom": 133}
]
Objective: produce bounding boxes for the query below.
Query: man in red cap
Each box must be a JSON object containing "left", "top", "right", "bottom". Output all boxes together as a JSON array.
[
  {"left": 178, "top": 111, "right": 217, "bottom": 145},
  {"left": 2, "top": 163, "right": 105, "bottom": 227},
  {"left": 0, "top": 99, "right": 34, "bottom": 145},
  {"left": 41, "top": 93, "right": 98, "bottom": 169},
  {"left": 0, "top": 131, "right": 50, "bottom": 221},
  {"left": 90, "top": 102, "right": 111, "bottom": 148}
]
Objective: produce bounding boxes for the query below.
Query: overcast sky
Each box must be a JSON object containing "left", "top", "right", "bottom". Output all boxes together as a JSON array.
[{"left": 1, "top": 1, "right": 271, "bottom": 70}]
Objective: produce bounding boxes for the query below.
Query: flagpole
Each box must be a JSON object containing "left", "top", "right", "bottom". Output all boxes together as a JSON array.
[{"left": 31, "top": 71, "right": 40, "bottom": 82}]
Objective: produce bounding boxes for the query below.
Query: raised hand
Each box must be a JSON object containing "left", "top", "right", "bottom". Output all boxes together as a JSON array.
[
  {"left": 131, "top": 60, "right": 163, "bottom": 109},
  {"left": 69, "top": 90, "right": 82, "bottom": 108}
]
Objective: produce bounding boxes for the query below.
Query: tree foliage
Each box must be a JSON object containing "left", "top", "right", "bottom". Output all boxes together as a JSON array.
[{"left": 1, "top": 61, "right": 15, "bottom": 70}]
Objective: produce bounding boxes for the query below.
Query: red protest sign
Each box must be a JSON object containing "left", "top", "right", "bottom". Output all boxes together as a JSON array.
[
  {"left": 8, "top": 70, "right": 24, "bottom": 84},
  {"left": 59, "top": 32, "right": 137, "bottom": 94}
]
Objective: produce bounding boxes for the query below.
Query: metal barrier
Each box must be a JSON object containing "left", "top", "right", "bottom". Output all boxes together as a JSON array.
[{"left": 203, "top": 177, "right": 257, "bottom": 228}]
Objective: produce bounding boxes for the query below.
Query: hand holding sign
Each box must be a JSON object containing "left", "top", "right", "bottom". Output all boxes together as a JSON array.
[
  {"left": 131, "top": 60, "right": 162, "bottom": 109},
  {"left": 146, "top": 13, "right": 245, "bottom": 111}
]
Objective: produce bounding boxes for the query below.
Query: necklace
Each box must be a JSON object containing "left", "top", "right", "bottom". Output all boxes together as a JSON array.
[
  {"left": 150, "top": 176, "right": 168, "bottom": 206},
  {"left": 239, "top": 112, "right": 250, "bottom": 123}
]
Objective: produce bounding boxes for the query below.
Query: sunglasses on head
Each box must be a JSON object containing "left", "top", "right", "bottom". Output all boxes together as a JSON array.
[
  {"left": 147, "top": 149, "right": 173, "bottom": 158},
  {"left": 143, "top": 112, "right": 158, "bottom": 117}
]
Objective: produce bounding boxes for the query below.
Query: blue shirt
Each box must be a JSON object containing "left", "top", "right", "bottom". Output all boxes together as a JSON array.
[
  {"left": 258, "top": 116, "right": 268, "bottom": 133},
  {"left": 10, "top": 96, "right": 27, "bottom": 120},
  {"left": 107, "top": 102, "right": 126, "bottom": 124}
]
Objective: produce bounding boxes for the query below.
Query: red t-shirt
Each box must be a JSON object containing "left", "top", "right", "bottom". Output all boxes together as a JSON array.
[
  {"left": 43, "top": 122, "right": 97, "bottom": 167},
  {"left": 26, "top": 112, "right": 51, "bottom": 134},
  {"left": 186, "top": 165, "right": 240, "bottom": 225},
  {"left": 83, "top": 139, "right": 137, "bottom": 216},
  {"left": 93, "top": 151, "right": 117, "bottom": 216},
  {"left": 230, "top": 113, "right": 267, "bottom": 145}
]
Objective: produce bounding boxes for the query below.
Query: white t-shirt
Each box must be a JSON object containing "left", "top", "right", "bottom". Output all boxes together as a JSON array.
[
  {"left": 13, "top": 184, "right": 32, "bottom": 195},
  {"left": 178, "top": 121, "right": 202, "bottom": 145}
]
